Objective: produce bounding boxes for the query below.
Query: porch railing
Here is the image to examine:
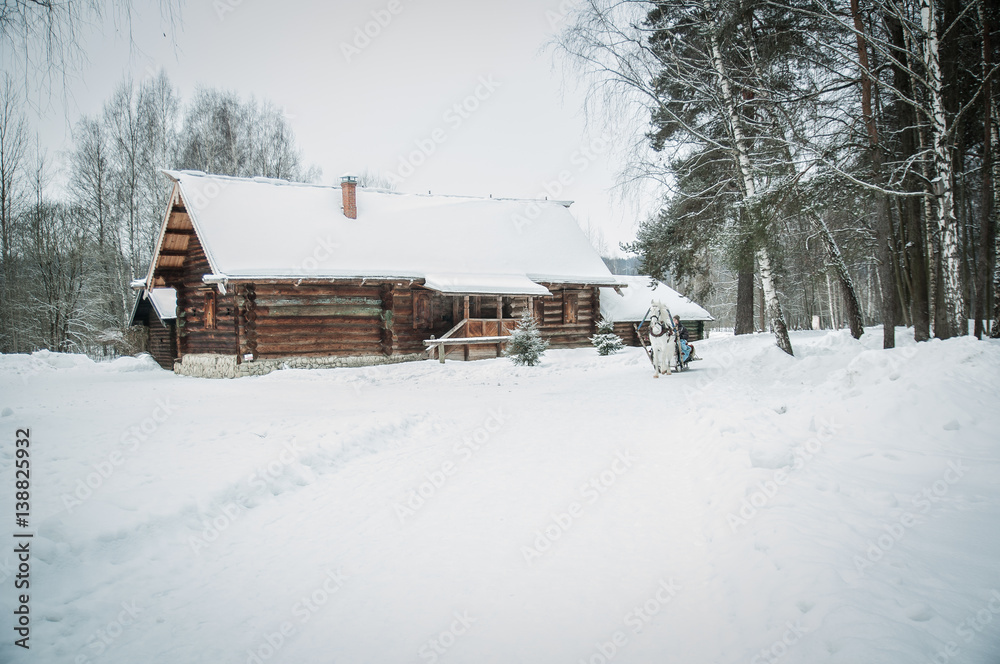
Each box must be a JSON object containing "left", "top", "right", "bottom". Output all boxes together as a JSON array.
[{"left": 423, "top": 318, "right": 518, "bottom": 363}]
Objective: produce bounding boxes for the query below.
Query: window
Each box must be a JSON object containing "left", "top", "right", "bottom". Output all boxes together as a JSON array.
[
  {"left": 204, "top": 291, "right": 217, "bottom": 330},
  {"left": 563, "top": 292, "right": 578, "bottom": 324}
]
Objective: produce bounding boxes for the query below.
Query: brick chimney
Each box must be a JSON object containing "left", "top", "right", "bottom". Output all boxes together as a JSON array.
[{"left": 341, "top": 173, "right": 358, "bottom": 219}]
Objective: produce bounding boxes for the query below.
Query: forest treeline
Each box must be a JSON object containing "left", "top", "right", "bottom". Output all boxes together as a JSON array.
[
  {"left": 559, "top": 0, "right": 999, "bottom": 353},
  {"left": 0, "top": 72, "right": 318, "bottom": 354}
]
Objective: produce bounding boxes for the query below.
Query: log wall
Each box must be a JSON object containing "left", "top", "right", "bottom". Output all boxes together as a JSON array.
[
  {"left": 147, "top": 319, "right": 177, "bottom": 370},
  {"left": 168, "top": 235, "right": 239, "bottom": 358},
  {"left": 249, "top": 283, "right": 387, "bottom": 359},
  {"left": 534, "top": 285, "right": 600, "bottom": 348}
]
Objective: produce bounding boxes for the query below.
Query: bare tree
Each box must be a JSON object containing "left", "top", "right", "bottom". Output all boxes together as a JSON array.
[
  {"left": 179, "top": 88, "right": 318, "bottom": 182},
  {"left": 1, "top": 0, "right": 183, "bottom": 100},
  {"left": 20, "top": 151, "right": 89, "bottom": 350},
  {"left": 0, "top": 74, "right": 29, "bottom": 352},
  {"left": 357, "top": 167, "right": 398, "bottom": 190}
]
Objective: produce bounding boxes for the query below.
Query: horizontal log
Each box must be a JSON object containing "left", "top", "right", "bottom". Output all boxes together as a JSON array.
[
  {"left": 255, "top": 296, "right": 382, "bottom": 308},
  {"left": 256, "top": 349, "right": 385, "bottom": 359},
  {"left": 254, "top": 316, "right": 382, "bottom": 327},
  {"left": 258, "top": 304, "right": 384, "bottom": 317},
  {"left": 183, "top": 336, "right": 238, "bottom": 346},
  {"left": 256, "top": 331, "right": 382, "bottom": 341},
  {"left": 424, "top": 336, "right": 510, "bottom": 345},
  {"left": 256, "top": 344, "right": 384, "bottom": 355},
  {"left": 252, "top": 285, "right": 383, "bottom": 298},
  {"left": 257, "top": 339, "right": 383, "bottom": 350}
]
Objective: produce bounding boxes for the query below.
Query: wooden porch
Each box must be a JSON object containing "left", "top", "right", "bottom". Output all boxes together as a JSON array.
[
  {"left": 424, "top": 318, "right": 518, "bottom": 362},
  {"left": 422, "top": 294, "right": 521, "bottom": 362}
]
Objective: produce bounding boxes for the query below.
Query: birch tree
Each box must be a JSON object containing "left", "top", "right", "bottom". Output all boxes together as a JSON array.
[{"left": 558, "top": 0, "right": 834, "bottom": 354}]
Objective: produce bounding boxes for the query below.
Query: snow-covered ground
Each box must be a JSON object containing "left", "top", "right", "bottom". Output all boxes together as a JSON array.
[{"left": 1, "top": 328, "right": 998, "bottom": 664}]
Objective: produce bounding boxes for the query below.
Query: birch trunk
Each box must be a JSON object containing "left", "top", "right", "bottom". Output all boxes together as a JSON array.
[
  {"left": 709, "top": 25, "right": 793, "bottom": 355},
  {"left": 817, "top": 215, "right": 865, "bottom": 338},
  {"left": 976, "top": 3, "right": 995, "bottom": 339},
  {"left": 920, "top": 0, "right": 966, "bottom": 337},
  {"left": 993, "top": 111, "right": 1000, "bottom": 338}
]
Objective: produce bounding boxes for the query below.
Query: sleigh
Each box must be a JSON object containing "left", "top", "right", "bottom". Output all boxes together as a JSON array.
[
  {"left": 635, "top": 323, "right": 690, "bottom": 372},
  {"left": 635, "top": 300, "right": 700, "bottom": 376}
]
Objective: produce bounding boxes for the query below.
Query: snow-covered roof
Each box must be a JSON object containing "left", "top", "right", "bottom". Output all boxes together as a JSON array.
[
  {"left": 129, "top": 288, "right": 177, "bottom": 326},
  {"left": 158, "top": 170, "right": 622, "bottom": 295},
  {"left": 149, "top": 288, "right": 177, "bottom": 320},
  {"left": 600, "top": 276, "right": 714, "bottom": 322}
]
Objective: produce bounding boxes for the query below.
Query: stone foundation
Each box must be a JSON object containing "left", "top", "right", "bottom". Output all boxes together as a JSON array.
[{"left": 174, "top": 352, "right": 427, "bottom": 379}]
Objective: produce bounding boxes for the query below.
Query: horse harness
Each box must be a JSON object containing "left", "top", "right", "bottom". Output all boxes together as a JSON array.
[{"left": 648, "top": 316, "right": 674, "bottom": 339}]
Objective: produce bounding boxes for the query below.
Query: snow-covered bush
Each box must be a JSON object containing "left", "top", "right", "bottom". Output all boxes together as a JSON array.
[
  {"left": 590, "top": 318, "right": 625, "bottom": 355},
  {"left": 503, "top": 311, "right": 548, "bottom": 366}
]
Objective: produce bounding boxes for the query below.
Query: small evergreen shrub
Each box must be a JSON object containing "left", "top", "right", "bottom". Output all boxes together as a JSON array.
[
  {"left": 590, "top": 317, "right": 625, "bottom": 355},
  {"left": 503, "top": 311, "right": 549, "bottom": 366}
]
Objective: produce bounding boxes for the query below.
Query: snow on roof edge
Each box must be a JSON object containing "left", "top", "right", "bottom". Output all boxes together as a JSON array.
[
  {"left": 162, "top": 169, "right": 574, "bottom": 206},
  {"left": 600, "top": 276, "right": 714, "bottom": 322}
]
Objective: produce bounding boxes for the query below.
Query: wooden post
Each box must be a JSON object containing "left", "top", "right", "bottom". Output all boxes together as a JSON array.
[
  {"left": 496, "top": 296, "right": 503, "bottom": 356},
  {"left": 463, "top": 295, "right": 470, "bottom": 320},
  {"left": 463, "top": 296, "right": 471, "bottom": 361}
]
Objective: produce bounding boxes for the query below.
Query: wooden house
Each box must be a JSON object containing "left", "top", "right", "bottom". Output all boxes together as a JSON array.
[
  {"left": 599, "top": 276, "right": 714, "bottom": 346},
  {"left": 133, "top": 170, "right": 624, "bottom": 378},
  {"left": 128, "top": 287, "right": 178, "bottom": 370}
]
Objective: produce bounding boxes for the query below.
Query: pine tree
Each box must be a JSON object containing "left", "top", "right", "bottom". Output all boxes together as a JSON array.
[
  {"left": 590, "top": 318, "right": 625, "bottom": 355},
  {"left": 503, "top": 311, "right": 548, "bottom": 366}
]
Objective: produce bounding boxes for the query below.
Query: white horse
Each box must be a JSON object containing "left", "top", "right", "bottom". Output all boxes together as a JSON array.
[{"left": 648, "top": 300, "right": 681, "bottom": 378}]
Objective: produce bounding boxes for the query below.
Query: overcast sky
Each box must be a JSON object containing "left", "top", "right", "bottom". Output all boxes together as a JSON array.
[{"left": 14, "top": 0, "right": 657, "bottom": 257}]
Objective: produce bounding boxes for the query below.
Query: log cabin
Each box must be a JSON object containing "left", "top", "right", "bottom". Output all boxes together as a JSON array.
[
  {"left": 133, "top": 170, "right": 625, "bottom": 377},
  {"left": 128, "top": 287, "right": 178, "bottom": 370},
  {"left": 599, "top": 275, "right": 714, "bottom": 346}
]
